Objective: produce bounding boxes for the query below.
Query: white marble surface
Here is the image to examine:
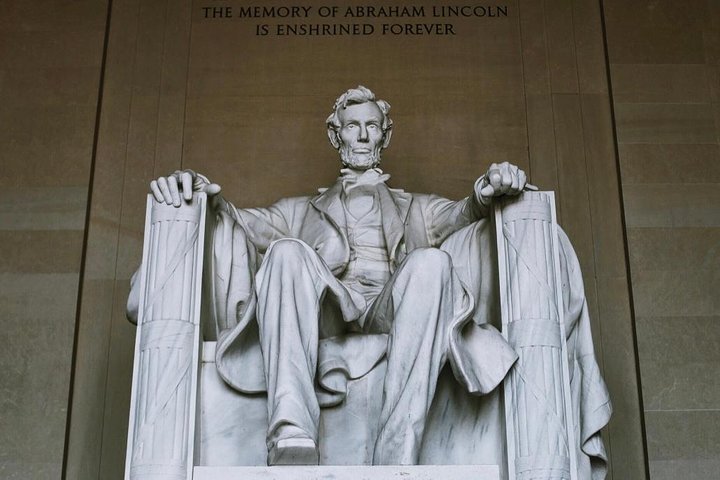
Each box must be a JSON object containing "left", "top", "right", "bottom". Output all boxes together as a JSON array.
[
  {"left": 130, "top": 87, "right": 610, "bottom": 477},
  {"left": 193, "top": 464, "right": 500, "bottom": 480},
  {"left": 199, "top": 345, "right": 268, "bottom": 466},
  {"left": 125, "top": 195, "right": 206, "bottom": 480},
  {"left": 199, "top": 344, "right": 506, "bottom": 469}
]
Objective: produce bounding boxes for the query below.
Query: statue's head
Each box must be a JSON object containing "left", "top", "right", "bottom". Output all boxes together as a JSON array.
[{"left": 326, "top": 86, "right": 393, "bottom": 170}]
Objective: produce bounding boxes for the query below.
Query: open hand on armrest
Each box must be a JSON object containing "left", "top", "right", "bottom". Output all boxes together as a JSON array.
[{"left": 150, "top": 170, "right": 222, "bottom": 207}]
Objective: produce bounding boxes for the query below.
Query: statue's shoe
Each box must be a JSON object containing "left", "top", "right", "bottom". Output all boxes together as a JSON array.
[{"left": 268, "top": 437, "right": 319, "bottom": 466}]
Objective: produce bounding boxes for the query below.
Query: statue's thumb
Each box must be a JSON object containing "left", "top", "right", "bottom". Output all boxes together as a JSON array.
[
  {"left": 480, "top": 184, "right": 495, "bottom": 197},
  {"left": 203, "top": 183, "right": 222, "bottom": 196}
]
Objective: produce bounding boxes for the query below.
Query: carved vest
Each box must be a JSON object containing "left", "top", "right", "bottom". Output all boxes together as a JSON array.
[{"left": 340, "top": 190, "right": 391, "bottom": 301}]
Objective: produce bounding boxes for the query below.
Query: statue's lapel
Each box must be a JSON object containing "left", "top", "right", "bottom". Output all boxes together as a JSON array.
[
  {"left": 311, "top": 181, "right": 346, "bottom": 229},
  {"left": 377, "top": 185, "right": 412, "bottom": 269},
  {"left": 308, "top": 181, "right": 349, "bottom": 274},
  {"left": 310, "top": 179, "right": 412, "bottom": 273}
]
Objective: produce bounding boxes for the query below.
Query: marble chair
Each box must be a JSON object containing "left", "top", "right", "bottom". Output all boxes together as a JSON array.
[{"left": 124, "top": 192, "right": 610, "bottom": 480}]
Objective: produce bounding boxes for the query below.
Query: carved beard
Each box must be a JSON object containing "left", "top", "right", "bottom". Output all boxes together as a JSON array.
[{"left": 338, "top": 142, "right": 382, "bottom": 170}]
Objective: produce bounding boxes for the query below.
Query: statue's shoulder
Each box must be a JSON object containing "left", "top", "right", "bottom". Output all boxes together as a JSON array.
[
  {"left": 403, "top": 191, "right": 443, "bottom": 205},
  {"left": 270, "top": 195, "right": 314, "bottom": 216},
  {"left": 276, "top": 194, "right": 313, "bottom": 205}
]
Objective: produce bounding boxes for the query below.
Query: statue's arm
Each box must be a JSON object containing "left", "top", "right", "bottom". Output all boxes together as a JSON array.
[
  {"left": 214, "top": 197, "right": 295, "bottom": 254},
  {"left": 126, "top": 170, "right": 294, "bottom": 324},
  {"left": 423, "top": 162, "right": 529, "bottom": 245},
  {"left": 422, "top": 193, "right": 486, "bottom": 246},
  {"left": 149, "top": 169, "right": 295, "bottom": 253}
]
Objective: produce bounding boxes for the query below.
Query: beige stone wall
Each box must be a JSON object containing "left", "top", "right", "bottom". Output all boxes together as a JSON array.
[
  {"left": 603, "top": 1, "right": 720, "bottom": 479},
  {"left": 16, "top": 1, "right": 716, "bottom": 479},
  {"left": 0, "top": 1, "right": 107, "bottom": 478},
  {"left": 62, "top": 1, "right": 647, "bottom": 479}
]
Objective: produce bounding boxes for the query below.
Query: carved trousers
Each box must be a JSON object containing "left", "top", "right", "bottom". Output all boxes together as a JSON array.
[{"left": 255, "top": 238, "right": 471, "bottom": 464}]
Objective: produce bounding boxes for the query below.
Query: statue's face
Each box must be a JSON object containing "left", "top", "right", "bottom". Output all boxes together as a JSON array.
[{"left": 336, "top": 102, "right": 386, "bottom": 170}]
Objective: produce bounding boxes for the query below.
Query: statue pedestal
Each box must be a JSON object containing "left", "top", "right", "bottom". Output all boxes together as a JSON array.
[{"left": 194, "top": 465, "right": 500, "bottom": 479}]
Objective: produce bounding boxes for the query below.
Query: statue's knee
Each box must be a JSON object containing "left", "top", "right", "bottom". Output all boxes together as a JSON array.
[
  {"left": 265, "top": 238, "right": 312, "bottom": 264},
  {"left": 405, "top": 248, "right": 452, "bottom": 273}
]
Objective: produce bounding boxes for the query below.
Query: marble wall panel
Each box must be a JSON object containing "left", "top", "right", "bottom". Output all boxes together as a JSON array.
[
  {"left": 631, "top": 268, "right": 718, "bottom": 318},
  {"left": 0, "top": 1, "right": 107, "bottom": 478},
  {"left": 0, "top": 273, "right": 80, "bottom": 479},
  {"left": 618, "top": 144, "right": 720, "bottom": 184},
  {"left": 645, "top": 410, "right": 720, "bottom": 480},
  {"left": 525, "top": 94, "right": 559, "bottom": 193},
  {"left": 0, "top": 187, "right": 88, "bottom": 231},
  {"left": 627, "top": 227, "right": 720, "bottom": 271},
  {"left": 603, "top": 0, "right": 720, "bottom": 478},
  {"left": 636, "top": 316, "right": 720, "bottom": 411},
  {"left": 0, "top": 231, "right": 83, "bottom": 272},
  {"left": 0, "top": 1, "right": 107, "bottom": 32},
  {"left": 517, "top": 0, "right": 551, "bottom": 96},
  {"left": 572, "top": 0, "right": 609, "bottom": 94},
  {"left": 603, "top": 0, "right": 707, "bottom": 64},
  {"left": 97, "top": 280, "right": 137, "bottom": 479},
  {"left": 615, "top": 103, "right": 717, "bottom": 144},
  {"left": 623, "top": 184, "right": 720, "bottom": 228},
  {"left": 610, "top": 64, "right": 710, "bottom": 104},
  {"left": 0, "top": 106, "right": 99, "bottom": 187},
  {"left": 544, "top": 0, "right": 579, "bottom": 94}
]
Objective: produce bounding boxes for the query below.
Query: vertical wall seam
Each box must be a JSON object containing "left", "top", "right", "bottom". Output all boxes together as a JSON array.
[
  {"left": 180, "top": 0, "right": 195, "bottom": 171},
  {"left": 96, "top": 0, "right": 171, "bottom": 474},
  {"left": 61, "top": 0, "right": 114, "bottom": 477},
  {"left": 567, "top": 1, "right": 612, "bottom": 473},
  {"left": 516, "top": 1, "right": 533, "bottom": 180},
  {"left": 542, "top": 0, "right": 563, "bottom": 210},
  {"left": 597, "top": 0, "right": 651, "bottom": 478},
  {"left": 94, "top": 0, "right": 148, "bottom": 474}
]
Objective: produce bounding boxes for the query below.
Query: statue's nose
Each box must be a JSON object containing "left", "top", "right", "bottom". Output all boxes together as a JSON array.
[{"left": 358, "top": 125, "right": 369, "bottom": 142}]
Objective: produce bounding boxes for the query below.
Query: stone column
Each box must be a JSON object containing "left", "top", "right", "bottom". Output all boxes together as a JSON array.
[
  {"left": 125, "top": 194, "right": 207, "bottom": 480},
  {"left": 495, "top": 192, "right": 578, "bottom": 480}
]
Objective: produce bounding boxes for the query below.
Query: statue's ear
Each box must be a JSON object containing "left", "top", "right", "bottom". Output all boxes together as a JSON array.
[
  {"left": 327, "top": 127, "right": 341, "bottom": 149},
  {"left": 382, "top": 127, "right": 393, "bottom": 149}
]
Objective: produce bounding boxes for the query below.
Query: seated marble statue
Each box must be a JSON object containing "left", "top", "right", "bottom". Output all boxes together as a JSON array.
[{"left": 140, "top": 86, "right": 611, "bottom": 475}]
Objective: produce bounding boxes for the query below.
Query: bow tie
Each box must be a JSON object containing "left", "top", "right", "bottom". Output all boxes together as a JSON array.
[{"left": 340, "top": 168, "right": 391, "bottom": 194}]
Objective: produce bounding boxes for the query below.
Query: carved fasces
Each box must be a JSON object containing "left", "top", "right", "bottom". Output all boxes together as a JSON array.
[
  {"left": 125, "top": 195, "right": 207, "bottom": 480},
  {"left": 495, "top": 192, "right": 578, "bottom": 480}
]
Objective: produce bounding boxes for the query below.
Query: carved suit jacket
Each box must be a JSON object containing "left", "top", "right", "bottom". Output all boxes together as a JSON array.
[
  {"left": 209, "top": 177, "right": 499, "bottom": 396},
  {"left": 220, "top": 178, "right": 486, "bottom": 275}
]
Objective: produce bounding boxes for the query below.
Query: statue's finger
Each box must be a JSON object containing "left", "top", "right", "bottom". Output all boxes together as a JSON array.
[
  {"left": 181, "top": 172, "right": 193, "bottom": 201},
  {"left": 157, "top": 177, "right": 173, "bottom": 205},
  {"left": 488, "top": 169, "right": 502, "bottom": 188},
  {"left": 525, "top": 183, "right": 539, "bottom": 191},
  {"left": 501, "top": 170, "right": 513, "bottom": 188},
  {"left": 511, "top": 172, "right": 520, "bottom": 192},
  {"left": 168, "top": 175, "right": 181, "bottom": 207},
  {"left": 150, "top": 180, "right": 164, "bottom": 203},
  {"left": 518, "top": 171, "right": 527, "bottom": 191}
]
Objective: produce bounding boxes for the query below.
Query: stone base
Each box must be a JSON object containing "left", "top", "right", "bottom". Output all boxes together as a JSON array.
[{"left": 194, "top": 465, "right": 500, "bottom": 479}]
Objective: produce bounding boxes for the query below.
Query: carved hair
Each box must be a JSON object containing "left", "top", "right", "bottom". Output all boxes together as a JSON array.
[{"left": 326, "top": 85, "right": 393, "bottom": 134}]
